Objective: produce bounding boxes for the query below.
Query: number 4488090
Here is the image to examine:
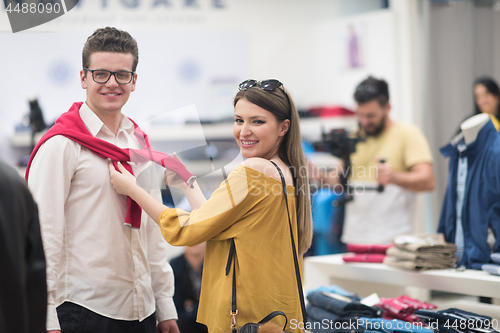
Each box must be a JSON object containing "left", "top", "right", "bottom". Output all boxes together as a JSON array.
[{"left": 5, "top": 2, "right": 61, "bottom": 14}]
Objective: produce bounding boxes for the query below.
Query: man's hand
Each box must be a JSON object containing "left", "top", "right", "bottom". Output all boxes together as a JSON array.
[
  {"left": 376, "top": 159, "right": 392, "bottom": 186},
  {"left": 157, "top": 319, "right": 180, "bottom": 333},
  {"left": 47, "top": 330, "right": 61, "bottom": 333},
  {"left": 375, "top": 158, "right": 435, "bottom": 192}
]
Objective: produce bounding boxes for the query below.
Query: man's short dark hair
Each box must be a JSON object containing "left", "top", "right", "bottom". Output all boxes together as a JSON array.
[
  {"left": 82, "top": 27, "right": 139, "bottom": 73},
  {"left": 354, "top": 76, "right": 389, "bottom": 107}
]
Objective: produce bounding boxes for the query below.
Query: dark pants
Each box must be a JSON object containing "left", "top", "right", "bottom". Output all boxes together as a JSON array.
[{"left": 57, "top": 302, "right": 157, "bottom": 333}]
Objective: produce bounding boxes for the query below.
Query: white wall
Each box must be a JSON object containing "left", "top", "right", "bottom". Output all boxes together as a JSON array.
[
  {"left": 306, "top": 10, "right": 398, "bottom": 117},
  {"left": 0, "top": 0, "right": 394, "bottom": 166}
]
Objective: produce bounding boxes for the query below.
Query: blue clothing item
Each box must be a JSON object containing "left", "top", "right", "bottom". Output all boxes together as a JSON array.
[
  {"left": 302, "top": 140, "right": 315, "bottom": 157},
  {"left": 438, "top": 120, "right": 500, "bottom": 269},
  {"left": 358, "top": 318, "right": 433, "bottom": 333},
  {"left": 455, "top": 144, "right": 467, "bottom": 262},
  {"left": 491, "top": 252, "right": 500, "bottom": 264},
  {"left": 311, "top": 189, "right": 343, "bottom": 255},
  {"left": 306, "top": 304, "right": 340, "bottom": 322},
  {"left": 416, "top": 308, "right": 496, "bottom": 333},
  {"left": 307, "top": 285, "right": 361, "bottom": 300},
  {"left": 307, "top": 291, "right": 378, "bottom": 317},
  {"left": 482, "top": 264, "right": 500, "bottom": 276},
  {"left": 312, "top": 189, "right": 340, "bottom": 234}
]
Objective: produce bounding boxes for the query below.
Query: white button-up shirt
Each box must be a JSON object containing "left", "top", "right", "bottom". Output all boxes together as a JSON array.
[{"left": 28, "top": 103, "right": 177, "bottom": 330}]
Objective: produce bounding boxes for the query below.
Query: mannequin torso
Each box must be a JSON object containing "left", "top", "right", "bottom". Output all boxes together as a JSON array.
[{"left": 460, "top": 113, "right": 490, "bottom": 145}]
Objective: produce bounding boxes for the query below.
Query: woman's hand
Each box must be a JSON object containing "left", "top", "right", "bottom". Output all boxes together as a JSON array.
[
  {"left": 109, "top": 162, "right": 138, "bottom": 196},
  {"left": 164, "top": 152, "right": 190, "bottom": 190}
]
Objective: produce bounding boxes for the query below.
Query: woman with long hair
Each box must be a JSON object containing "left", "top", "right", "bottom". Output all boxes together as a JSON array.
[
  {"left": 472, "top": 77, "right": 500, "bottom": 131},
  {"left": 109, "top": 79, "right": 312, "bottom": 333}
]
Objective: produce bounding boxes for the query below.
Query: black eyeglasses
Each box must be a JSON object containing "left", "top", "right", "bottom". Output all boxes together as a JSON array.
[
  {"left": 84, "top": 67, "right": 135, "bottom": 84},
  {"left": 238, "top": 79, "right": 283, "bottom": 91}
]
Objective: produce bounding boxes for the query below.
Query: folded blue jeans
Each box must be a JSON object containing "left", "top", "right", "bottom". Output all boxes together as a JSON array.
[
  {"left": 415, "top": 308, "right": 495, "bottom": 333},
  {"left": 482, "top": 264, "right": 500, "bottom": 276},
  {"left": 491, "top": 253, "right": 500, "bottom": 264},
  {"left": 307, "top": 285, "right": 361, "bottom": 301},
  {"left": 306, "top": 304, "right": 340, "bottom": 322},
  {"left": 307, "top": 291, "right": 378, "bottom": 317}
]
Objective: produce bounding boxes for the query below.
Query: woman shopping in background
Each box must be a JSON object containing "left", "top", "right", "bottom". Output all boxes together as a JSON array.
[
  {"left": 472, "top": 77, "right": 500, "bottom": 131},
  {"left": 109, "top": 79, "right": 312, "bottom": 333}
]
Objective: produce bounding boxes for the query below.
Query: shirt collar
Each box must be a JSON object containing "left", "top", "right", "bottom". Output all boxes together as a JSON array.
[
  {"left": 79, "top": 102, "right": 135, "bottom": 137},
  {"left": 440, "top": 119, "right": 497, "bottom": 158}
]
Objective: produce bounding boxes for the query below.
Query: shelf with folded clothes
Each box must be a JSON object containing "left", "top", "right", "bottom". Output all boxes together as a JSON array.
[
  {"left": 341, "top": 234, "right": 459, "bottom": 270},
  {"left": 304, "top": 285, "right": 499, "bottom": 333},
  {"left": 304, "top": 253, "right": 500, "bottom": 301}
]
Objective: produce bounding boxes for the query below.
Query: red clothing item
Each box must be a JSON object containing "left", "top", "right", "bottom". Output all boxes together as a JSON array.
[
  {"left": 342, "top": 253, "right": 386, "bottom": 263},
  {"left": 377, "top": 295, "right": 437, "bottom": 323},
  {"left": 347, "top": 243, "right": 393, "bottom": 254},
  {"left": 25, "top": 102, "right": 196, "bottom": 228}
]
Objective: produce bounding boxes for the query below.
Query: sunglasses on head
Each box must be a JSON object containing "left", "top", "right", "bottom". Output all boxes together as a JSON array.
[{"left": 238, "top": 79, "right": 283, "bottom": 91}]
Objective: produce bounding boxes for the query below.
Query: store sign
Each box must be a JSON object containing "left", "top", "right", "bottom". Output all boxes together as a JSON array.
[
  {"left": 2, "top": 0, "right": 226, "bottom": 33},
  {"left": 73, "top": 0, "right": 225, "bottom": 9}
]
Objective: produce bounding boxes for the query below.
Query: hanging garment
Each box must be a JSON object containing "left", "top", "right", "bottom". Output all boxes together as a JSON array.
[{"left": 438, "top": 120, "right": 500, "bottom": 269}]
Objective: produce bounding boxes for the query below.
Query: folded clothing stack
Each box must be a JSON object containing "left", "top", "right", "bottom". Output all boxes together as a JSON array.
[
  {"left": 376, "top": 295, "right": 436, "bottom": 322},
  {"left": 306, "top": 285, "right": 382, "bottom": 333},
  {"left": 416, "top": 308, "right": 499, "bottom": 333},
  {"left": 383, "top": 234, "right": 457, "bottom": 270},
  {"left": 342, "top": 243, "right": 394, "bottom": 263},
  {"left": 482, "top": 252, "right": 500, "bottom": 276}
]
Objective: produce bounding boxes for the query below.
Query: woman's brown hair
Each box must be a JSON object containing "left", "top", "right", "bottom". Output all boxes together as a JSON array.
[{"left": 234, "top": 85, "right": 313, "bottom": 255}]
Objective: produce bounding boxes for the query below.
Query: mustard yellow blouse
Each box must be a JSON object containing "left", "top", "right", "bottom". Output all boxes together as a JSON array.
[{"left": 159, "top": 165, "right": 303, "bottom": 333}]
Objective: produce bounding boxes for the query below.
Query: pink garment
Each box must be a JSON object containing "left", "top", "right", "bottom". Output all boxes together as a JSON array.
[
  {"left": 347, "top": 243, "right": 394, "bottom": 254},
  {"left": 342, "top": 254, "right": 386, "bottom": 263},
  {"left": 26, "top": 102, "right": 196, "bottom": 228}
]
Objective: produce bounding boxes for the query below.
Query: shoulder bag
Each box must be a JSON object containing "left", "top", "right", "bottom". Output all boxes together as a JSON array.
[{"left": 225, "top": 161, "right": 308, "bottom": 333}]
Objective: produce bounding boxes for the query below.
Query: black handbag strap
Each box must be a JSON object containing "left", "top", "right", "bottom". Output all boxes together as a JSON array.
[
  {"left": 259, "top": 311, "right": 288, "bottom": 325},
  {"left": 225, "top": 161, "right": 308, "bottom": 332},
  {"left": 270, "top": 161, "right": 308, "bottom": 327}
]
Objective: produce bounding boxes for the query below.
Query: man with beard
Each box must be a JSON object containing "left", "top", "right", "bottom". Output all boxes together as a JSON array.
[{"left": 340, "top": 76, "right": 435, "bottom": 245}]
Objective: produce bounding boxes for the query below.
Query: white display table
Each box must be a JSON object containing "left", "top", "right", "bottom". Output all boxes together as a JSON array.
[{"left": 304, "top": 254, "right": 500, "bottom": 299}]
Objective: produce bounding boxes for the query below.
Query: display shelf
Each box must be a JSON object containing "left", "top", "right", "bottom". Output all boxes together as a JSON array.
[{"left": 304, "top": 254, "right": 500, "bottom": 299}]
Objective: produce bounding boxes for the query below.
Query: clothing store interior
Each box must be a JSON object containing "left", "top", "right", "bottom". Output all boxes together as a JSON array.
[{"left": 2, "top": 0, "right": 500, "bottom": 333}]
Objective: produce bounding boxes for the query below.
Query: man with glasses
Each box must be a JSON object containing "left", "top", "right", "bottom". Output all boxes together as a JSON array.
[
  {"left": 27, "top": 27, "right": 180, "bottom": 333},
  {"left": 340, "top": 76, "right": 435, "bottom": 245}
]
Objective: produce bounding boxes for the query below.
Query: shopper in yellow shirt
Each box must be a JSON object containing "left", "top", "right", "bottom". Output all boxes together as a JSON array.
[
  {"left": 341, "top": 76, "right": 436, "bottom": 245},
  {"left": 472, "top": 77, "right": 500, "bottom": 131},
  {"left": 109, "top": 79, "right": 312, "bottom": 333}
]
